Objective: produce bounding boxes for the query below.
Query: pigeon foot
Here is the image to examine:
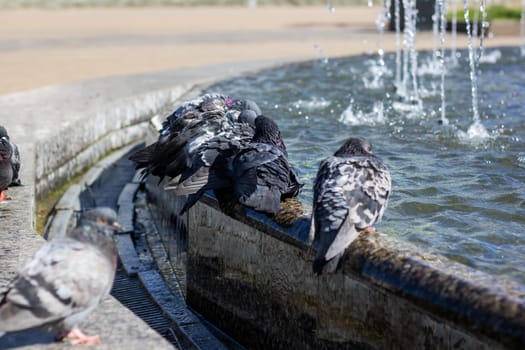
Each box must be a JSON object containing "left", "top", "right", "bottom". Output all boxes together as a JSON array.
[
  {"left": 0, "top": 190, "right": 11, "bottom": 201},
  {"left": 362, "top": 227, "right": 376, "bottom": 233},
  {"left": 59, "top": 328, "right": 101, "bottom": 345}
]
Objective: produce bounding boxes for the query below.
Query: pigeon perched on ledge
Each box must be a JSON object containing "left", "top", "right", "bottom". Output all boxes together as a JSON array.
[
  {"left": 311, "top": 137, "right": 391, "bottom": 274},
  {"left": 0, "top": 126, "right": 21, "bottom": 187},
  {"left": 171, "top": 115, "right": 303, "bottom": 216},
  {"left": 0, "top": 207, "right": 120, "bottom": 345},
  {"left": 230, "top": 115, "right": 301, "bottom": 214},
  {"left": 0, "top": 136, "right": 13, "bottom": 201},
  {"left": 130, "top": 93, "right": 260, "bottom": 183}
]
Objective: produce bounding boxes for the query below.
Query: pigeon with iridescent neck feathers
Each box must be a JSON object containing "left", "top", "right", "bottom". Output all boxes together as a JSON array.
[
  {"left": 0, "top": 134, "right": 13, "bottom": 201},
  {"left": 0, "top": 207, "right": 120, "bottom": 345},
  {"left": 0, "top": 126, "right": 21, "bottom": 187},
  {"left": 311, "top": 137, "right": 391, "bottom": 274}
]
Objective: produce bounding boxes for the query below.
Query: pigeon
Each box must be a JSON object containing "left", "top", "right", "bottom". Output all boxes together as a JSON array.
[
  {"left": 311, "top": 137, "right": 391, "bottom": 274},
  {"left": 0, "top": 207, "right": 120, "bottom": 345},
  {"left": 171, "top": 115, "right": 303, "bottom": 216},
  {"left": 130, "top": 94, "right": 260, "bottom": 183},
  {"left": 0, "top": 126, "right": 21, "bottom": 186},
  {"left": 229, "top": 115, "right": 302, "bottom": 214},
  {"left": 166, "top": 121, "right": 255, "bottom": 213},
  {"left": 0, "top": 136, "right": 13, "bottom": 201}
]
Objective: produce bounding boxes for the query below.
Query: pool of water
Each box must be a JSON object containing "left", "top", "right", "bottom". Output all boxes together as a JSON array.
[{"left": 204, "top": 46, "right": 525, "bottom": 284}]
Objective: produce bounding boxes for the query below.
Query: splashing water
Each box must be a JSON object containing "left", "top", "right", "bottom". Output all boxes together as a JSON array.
[
  {"left": 457, "top": 120, "right": 491, "bottom": 142},
  {"left": 479, "top": 49, "right": 502, "bottom": 63},
  {"left": 339, "top": 100, "right": 385, "bottom": 125},
  {"left": 363, "top": 59, "right": 392, "bottom": 89},
  {"left": 313, "top": 44, "right": 329, "bottom": 64},
  {"left": 326, "top": 1, "right": 335, "bottom": 13},
  {"left": 460, "top": 0, "right": 489, "bottom": 141}
]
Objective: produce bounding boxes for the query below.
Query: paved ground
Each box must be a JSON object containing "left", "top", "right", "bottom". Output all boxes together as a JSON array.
[{"left": 0, "top": 6, "right": 521, "bottom": 94}]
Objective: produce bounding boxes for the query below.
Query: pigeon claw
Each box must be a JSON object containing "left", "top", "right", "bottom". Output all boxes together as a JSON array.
[
  {"left": 0, "top": 190, "right": 11, "bottom": 201},
  {"left": 362, "top": 227, "right": 376, "bottom": 233},
  {"left": 60, "top": 328, "right": 101, "bottom": 345}
]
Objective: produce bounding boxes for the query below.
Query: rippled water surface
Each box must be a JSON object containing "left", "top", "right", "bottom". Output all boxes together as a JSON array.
[{"left": 205, "top": 47, "right": 525, "bottom": 284}]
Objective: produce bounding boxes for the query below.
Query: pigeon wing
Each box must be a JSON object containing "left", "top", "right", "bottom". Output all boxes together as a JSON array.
[
  {"left": 312, "top": 156, "right": 391, "bottom": 273},
  {"left": 0, "top": 238, "right": 114, "bottom": 333},
  {"left": 233, "top": 144, "right": 289, "bottom": 214},
  {"left": 10, "top": 141, "right": 21, "bottom": 185}
]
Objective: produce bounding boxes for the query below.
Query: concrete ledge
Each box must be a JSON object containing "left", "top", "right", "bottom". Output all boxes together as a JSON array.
[{"left": 178, "top": 196, "right": 525, "bottom": 350}]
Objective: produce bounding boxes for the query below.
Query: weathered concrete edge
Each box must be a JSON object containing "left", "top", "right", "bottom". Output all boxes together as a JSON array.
[
  {"left": 34, "top": 84, "right": 192, "bottom": 200},
  {"left": 180, "top": 195, "right": 525, "bottom": 349}
]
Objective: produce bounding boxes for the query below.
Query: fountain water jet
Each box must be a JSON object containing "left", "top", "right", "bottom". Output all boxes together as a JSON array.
[
  {"left": 458, "top": 0, "right": 490, "bottom": 141},
  {"left": 396, "top": 0, "right": 422, "bottom": 111},
  {"left": 521, "top": 0, "right": 525, "bottom": 55},
  {"left": 394, "top": 0, "right": 402, "bottom": 86},
  {"left": 450, "top": 0, "right": 459, "bottom": 64},
  {"left": 438, "top": 0, "right": 449, "bottom": 124}
]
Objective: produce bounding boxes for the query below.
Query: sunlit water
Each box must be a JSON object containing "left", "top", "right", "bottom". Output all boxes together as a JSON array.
[{"left": 205, "top": 47, "right": 525, "bottom": 284}]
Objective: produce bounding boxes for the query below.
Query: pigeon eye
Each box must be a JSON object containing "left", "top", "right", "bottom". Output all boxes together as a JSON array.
[{"left": 365, "top": 145, "right": 372, "bottom": 153}]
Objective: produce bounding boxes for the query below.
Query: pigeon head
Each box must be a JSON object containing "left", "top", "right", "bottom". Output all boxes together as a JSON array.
[
  {"left": 334, "top": 137, "right": 372, "bottom": 157},
  {"left": 237, "top": 109, "right": 258, "bottom": 127},
  {"left": 0, "top": 126, "right": 8, "bottom": 139},
  {"left": 252, "top": 115, "right": 288, "bottom": 155},
  {"left": 76, "top": 207, "right": 121, "bottom": 240},
  {"left": 0, "top": 136, "right": 12, "bottom": 161}
]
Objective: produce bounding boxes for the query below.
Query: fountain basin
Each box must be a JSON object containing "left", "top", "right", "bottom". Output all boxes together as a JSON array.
[
  {"left": 141, "top": 48, "right": 525, "bottom": 348},
  {"left": 139, "top": 100, "right": 525, "bottom": 349},
  {"left": 205, "top": 46, "right": 525, "bottom": 286}
]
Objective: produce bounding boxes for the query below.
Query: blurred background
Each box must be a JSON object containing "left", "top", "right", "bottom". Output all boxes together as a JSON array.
[{"left": 0, "top": 0, "right": 521, "bottom": 94}]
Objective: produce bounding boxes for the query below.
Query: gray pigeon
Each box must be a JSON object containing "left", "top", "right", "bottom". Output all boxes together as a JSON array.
[
  {"left": 0, "top": 207, "right": 120, "bottom": 345},
  {"left": 0, "top": 126, "right": 21, "bottom": 186},
  {"left": 129, "top": 94, "right": 260, "bottom": 183},
  {"left": 171, "top": 115, "right": 303, "bottom": 216},
  {"left": 311, "top": 138, "right": 391, "bottom": 274},
  {"left": 0, "top": 135, "right": 13, "bottom": 201}
]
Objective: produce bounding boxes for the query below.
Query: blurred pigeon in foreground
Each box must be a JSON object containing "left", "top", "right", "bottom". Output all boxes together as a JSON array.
[
  {"left": 0, "top": 135, "right": 13, "bottom": 201},
  {"left": 311, "top": 138, "right": 391, "bottom": 274},
  {"left": 0, "top": 207, "right": 120, "bottom": 345},
  {"left": 0, "top": 126, "right": 21, "bottom": 186}
]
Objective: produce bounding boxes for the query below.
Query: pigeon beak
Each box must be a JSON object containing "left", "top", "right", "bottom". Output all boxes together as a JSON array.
[{"left": 112, "top": 221, "right": 123, "bottom": 232}]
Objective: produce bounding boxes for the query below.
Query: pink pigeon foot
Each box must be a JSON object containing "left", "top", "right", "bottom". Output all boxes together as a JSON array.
[
  {"left": 58, "top": 328, "right": 101, "bottom": 345},
  {"left": 0, "top": 190, "right": 11, "bottom": 201}
]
